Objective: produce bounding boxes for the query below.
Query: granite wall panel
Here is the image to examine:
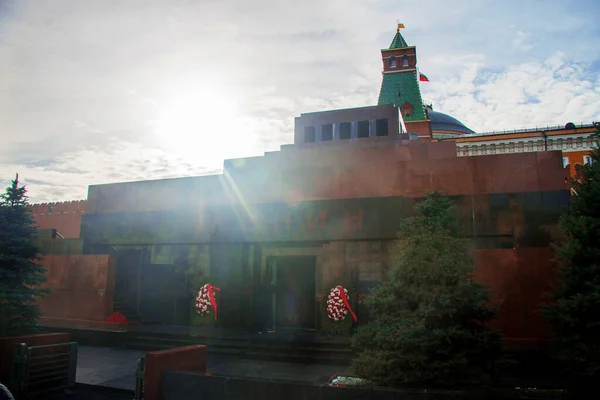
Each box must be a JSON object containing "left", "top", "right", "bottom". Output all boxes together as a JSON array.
[
  {"left": 224, "top": 166, "right": 282, "bottom": 205},
  {"left": 81, "top": 192, "right": 568, "bottom": 246},
  {"left": 473, "top": 247, "right": 558, "bottom": 340},
  {"left": 370, "top": 162, "right": 398, "bottom": 197},
  {"left": 407, "top": 141, "right": 429, "bottom": 160},
  {"left": 471, "top": 156, "right": 497, "bottom": 194},
  {"left": 426, "top": 140, "right": 457, "bottom": 160},
  {"left": 39, "top": 255, "right": 116, "bottom": 321},
  {"left": 402, "top": 158, "right": 431, "bottom": 196},
  {"left": 536, "top": 151, "right": 569, "bottom": 192},
  {"left": 368, "top": 163, "right": 395, "bottom": 198},
  {"left": 87, "top": 141, "right": 567, "bottom": 216},
  {"left": 282, "top": 166, "right": 337, "bottom": 202},
  {"left": 145, "top": 346, "right": 207, "bottom": 400},
  {"left": 429, "top": 156, "right": 474, "bottom": 196},
  {"left": 337, "top": 163, "right": 379, "bottom": 199},
  {"left": 492, "top": 153, "right": 540, "bottom": 194}
]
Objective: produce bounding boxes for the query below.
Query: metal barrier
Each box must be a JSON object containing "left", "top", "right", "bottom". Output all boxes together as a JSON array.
[
  {"left": 9, "top": 342, "right": 78, "bottom": 399},
  {"left": 134, "top": 356, "right": 146, "bottom": 400}
]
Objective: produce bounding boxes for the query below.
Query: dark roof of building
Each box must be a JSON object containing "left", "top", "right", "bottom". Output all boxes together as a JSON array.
[
  {"left": 389, "top": 30, "right": 409, "bottom": 49},
  {"left": 428, "top": 110, "right": 475, "bottom": 134}
]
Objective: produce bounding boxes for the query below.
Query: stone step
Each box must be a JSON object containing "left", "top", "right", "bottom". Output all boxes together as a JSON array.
[
  {"left": 124, "top": 341, "right": 352, "bottom": 365},
  {"left": 124, "top": 330, "right": 352, "bottom": 350},
  {"left": 126, "top": 335, "right": 353, "bottom": 356},
  {"left": 123, "top": 334, "right": 354, "bottom": 365}
]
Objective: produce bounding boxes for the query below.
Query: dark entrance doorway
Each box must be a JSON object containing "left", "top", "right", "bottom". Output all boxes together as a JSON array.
[
  {"left": 267, "top": 256, "right": 316, "bottom": 329},
  {"left": 114, "top": 248, "right": 188, "bottom": 325},
  {"left": 114, "top": 249, "right": 142, "bottom": 320}
]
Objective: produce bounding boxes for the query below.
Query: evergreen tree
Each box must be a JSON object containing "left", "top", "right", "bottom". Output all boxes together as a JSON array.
[
  {"left": 0, "top": 174, "right": 48, "bottom": 337},
  {"left": 351, "top": 191, "right": 503, "bottom": 387},
  {"left": 541, "top": 127, "right": 600, "bottom": 377}
]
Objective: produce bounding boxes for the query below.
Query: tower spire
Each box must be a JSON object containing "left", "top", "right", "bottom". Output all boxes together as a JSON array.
[{"left": 389, "top": 23, "right": 408, "bottom": 49}]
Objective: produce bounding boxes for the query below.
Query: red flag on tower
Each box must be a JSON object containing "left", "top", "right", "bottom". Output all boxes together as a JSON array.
[{"left": 419, "top": 73, "right": 430, "bottom": 82}]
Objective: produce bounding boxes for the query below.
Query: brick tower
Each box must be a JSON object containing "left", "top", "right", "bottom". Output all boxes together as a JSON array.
[{"left": 378, "top": 24, "right": 432, "bottom": 141}]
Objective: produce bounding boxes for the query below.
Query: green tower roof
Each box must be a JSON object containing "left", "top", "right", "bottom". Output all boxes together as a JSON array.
[
  {"left": 389, "top": 29, "right": 409, "bottom": 49},
  {"left": 377, "top": 70, "right": 426, "bottom": 121}
]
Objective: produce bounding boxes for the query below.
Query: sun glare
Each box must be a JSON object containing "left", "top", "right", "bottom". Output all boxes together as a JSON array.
[{"left": 154, "top": 81, "right": 255, "bottom": 169}]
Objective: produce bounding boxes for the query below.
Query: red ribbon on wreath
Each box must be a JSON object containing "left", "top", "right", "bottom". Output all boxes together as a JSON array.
[
  {"left": 326, "top": 285, "right": 358, "bottom": 322},
  {"left": 207, "top": 284, "right": 220, "bottom": 321},
  {"left": 338, "top": 286, "right": 357, "bottom": 322},
  {"left": 195, "top": 283, "right": 221, "bottom": 321}
]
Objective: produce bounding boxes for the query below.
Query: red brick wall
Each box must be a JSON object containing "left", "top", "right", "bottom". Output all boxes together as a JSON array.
[
  {"left": 38, "top": 255, "right": 116, "bottom": 322},
  {"left": 32, "top": 200, "right": 86, "bottom": 238},
  {"left": 405, "top": 120, "right": 432, "bottom": 140},
  {"left": 381, "top": 48, "right": 417, "bottom": 71}
]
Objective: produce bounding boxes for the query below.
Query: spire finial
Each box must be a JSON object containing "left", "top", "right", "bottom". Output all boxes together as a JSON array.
[{"left": 397, "top": 22, "right": 405, "bottom": 32}]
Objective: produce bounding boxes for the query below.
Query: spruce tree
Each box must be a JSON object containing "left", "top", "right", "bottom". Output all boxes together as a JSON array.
[
  {"left": 0, "top": 174, "right": 48, "bottom": 337},
  {"left": 541, "top": 127, "right": 600, "bottom": 377},
  {"left": 351, "top": 191, "right": 503, "bottom": 387}
]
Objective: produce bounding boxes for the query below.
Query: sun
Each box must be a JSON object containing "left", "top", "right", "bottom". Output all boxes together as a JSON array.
[{"left": 154, "top": 80, "right": 254, "bottom": 169}]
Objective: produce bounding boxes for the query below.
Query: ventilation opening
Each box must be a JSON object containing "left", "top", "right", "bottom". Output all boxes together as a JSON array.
[
  {"left": 358, "top": 120, "right": 370, "bottom": 138},
  {"left": 339, "top": 122, "right": 351, "bottom": 140},
  {"left": 375, "top": 119, "right": 388, "bottom": 137},
  {"left": 304, "top": 126, "right": 316, "bottom": 143},
  {"left": 321, "top": 124, "right": 333, "bottom": 141}
]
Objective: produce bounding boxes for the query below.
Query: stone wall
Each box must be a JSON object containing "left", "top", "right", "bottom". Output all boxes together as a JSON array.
[
  {"left": 474, "top": 247, "right": 559, "bottom": 341},
  {"left": 38, "top": 254, "right": 116, "bottom": 322}
]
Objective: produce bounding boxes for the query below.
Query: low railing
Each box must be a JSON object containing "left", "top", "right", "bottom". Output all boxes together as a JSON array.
[
  {"left": 134, "top": 357, "right": 146, "bottom": 400},
  {"left": 469, "top": 122, "right": 596, "bottom": 138},
  {"left": 9, "top": 342, "right": 78, "bottom": 399}
]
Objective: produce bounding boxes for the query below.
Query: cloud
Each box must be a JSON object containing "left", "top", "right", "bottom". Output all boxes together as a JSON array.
[
  {"left": 513, "top": 31, "right": 534, "bottom": 52},
  {"left": 0, "top": 0, "right": 599, "bottom": 203},
  {"left": 0, "top": 141, "right": 221, "bottom": 203},
  {"left": 422, "top": 52, "right": 600, "bottom": 132}
]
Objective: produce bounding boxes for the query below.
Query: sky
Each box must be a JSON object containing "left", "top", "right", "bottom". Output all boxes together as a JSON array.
[{"left": 1, "top": 0, "right": 599, "bottom": 203}]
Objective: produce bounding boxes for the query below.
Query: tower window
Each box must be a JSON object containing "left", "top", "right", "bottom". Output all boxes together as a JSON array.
[
  {"left": 304, "top": 126, "right": 316, "bottom": 142},
  {"left": 389, "top": 57, "right": 397, "bottom": 68},
  {"left": 402, "top": 55, "right": 409, "bottom": 67},
  {"left": 376, "top": 119, "right": 388, "bottom": 136},
  {"left": 562, "top": 157, "right": 569, "bottom": 168},
  {"left": 401, "top": 102, "right": 414, "bottom": 118},
  {"left": 321, "top": 124, "right": 333, "bottom": 141},
  {"left": 339, "top": 122, "right": 351, "bottom": 140},
  {"left": 358, "top": 120, "right": 370, "bottom": 138},
  {"left": 584, "top": 155, "right": 594, "bottom": 165}
]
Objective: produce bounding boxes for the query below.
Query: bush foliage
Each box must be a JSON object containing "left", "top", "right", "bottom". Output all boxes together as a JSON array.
[
  {"left": 542, "top": 127, "right": 600, "bottom": 377},
  {"left": 351, "top": 191, "right": 504, "bottom": 387}
]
